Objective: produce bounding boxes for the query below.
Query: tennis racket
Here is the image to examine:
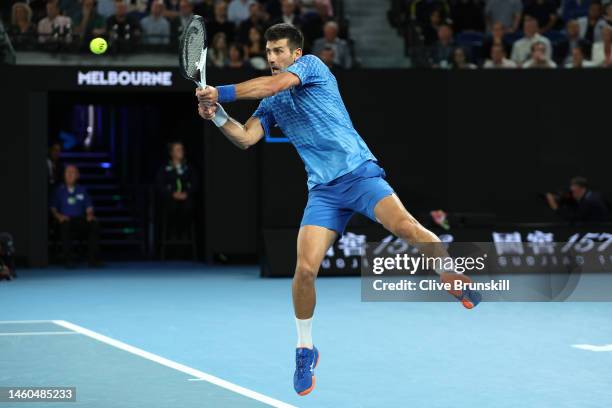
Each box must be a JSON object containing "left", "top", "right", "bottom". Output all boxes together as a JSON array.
[{"left": 179, "top": 15, "right": 208, "bottom": 89}]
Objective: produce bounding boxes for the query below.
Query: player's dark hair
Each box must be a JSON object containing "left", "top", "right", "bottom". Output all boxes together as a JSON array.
[{"left": 264, "top": 23, "right": 304, "bottom": 51}]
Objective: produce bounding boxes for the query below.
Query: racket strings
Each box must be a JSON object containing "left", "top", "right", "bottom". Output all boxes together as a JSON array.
[{"left": 180, "top": 17, "right": 207, "bottom": 81}]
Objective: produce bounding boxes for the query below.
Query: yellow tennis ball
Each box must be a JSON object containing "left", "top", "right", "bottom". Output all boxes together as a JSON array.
[{"left": 90, "top": 37, "right": 108, "bottom": 55}]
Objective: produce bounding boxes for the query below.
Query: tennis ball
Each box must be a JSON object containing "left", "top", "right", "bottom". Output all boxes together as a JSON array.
[{"left": 90, "top": 37, "right": 108, "bottom": 55}]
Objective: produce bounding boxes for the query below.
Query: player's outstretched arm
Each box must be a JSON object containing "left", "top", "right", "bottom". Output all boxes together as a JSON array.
[
  {"left": 198, "top": 103, "right": 264, "bottom": 150},
  {"left": 196, "top": 72, "right": 299, "bottom": 105}
]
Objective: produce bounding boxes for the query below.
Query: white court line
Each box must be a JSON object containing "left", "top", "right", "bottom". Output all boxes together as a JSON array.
[
  {"left": 53, "top": 320, "right": 297, "bottom": 408},
  {"left": 0, "top": 320, "right": 56, "bottom": 324},
  {"left": 572, "top": 344, "right": 612, "bottom": 352},
  {"left": 0, "top": 331, "right": 78, "bottom": 336}
]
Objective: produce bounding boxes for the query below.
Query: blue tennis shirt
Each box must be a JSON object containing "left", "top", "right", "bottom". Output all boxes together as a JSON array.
[
  {"left": 252, "top": 54, "right": 376, "bottom": 189},
  {"left": 51, "top": 184, "right": 93, "bottom": 217}
]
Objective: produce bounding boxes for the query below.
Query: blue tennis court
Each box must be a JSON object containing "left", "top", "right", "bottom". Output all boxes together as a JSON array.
[{"left": 1, "top": 263, "right": 611, "bottom": 408}]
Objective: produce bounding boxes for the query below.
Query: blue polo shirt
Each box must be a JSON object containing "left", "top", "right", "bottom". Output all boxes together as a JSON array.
[
  {"left": 252, "top": 54, "right": 376, "bottom": 189},
  {"left": 51, "top": 184, "right": 93, "bottom": 217}
]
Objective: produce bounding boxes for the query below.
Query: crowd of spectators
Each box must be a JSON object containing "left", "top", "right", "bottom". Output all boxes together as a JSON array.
[
  {"left": 1, "top": 0, "right": 353, "bottom": 69},
  {"left": 389, "top": 0, "right": 612, "bottom": 69}
]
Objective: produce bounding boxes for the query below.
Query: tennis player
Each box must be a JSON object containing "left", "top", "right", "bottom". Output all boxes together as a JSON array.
[{"left": 195, "top": 23, "right": 480, "bottom": 396}]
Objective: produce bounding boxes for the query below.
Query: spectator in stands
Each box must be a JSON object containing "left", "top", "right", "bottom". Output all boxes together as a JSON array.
[
  {"left": 107, "top": 0, "right": 141, "bottom": 50},
  {"left": 244, "top": 26, "right": 265, "bottom": 59},
  {"left": 228, "top": 42, "right": 246, "bottom": 68},
  {"left": 481, "top": 21, "right": 512, "bottom": 60},
  {"left": 126, "top": 0, "right": 148, "bottom": 18},
  {"left": 312, "top": 21, "right": 352, "bottom": 69},
  {"left": 556, "top": 19, "right": 591, "bottom": 65},
  {"left": 193, "top": 0, "right": 216, "bottom": 21},
  {"left": 227, "top": 0, "right": 254, "bottom": 26},
  {"left": 318, "top": 44, "right": 341, "bottom": 69},
  {"left": 429, "top": 23, "right": 455, "bottom": 67},
  {"left": 208, "top": 32, "right": 229, "bottom": 68},
  {"left": 27, "top": 0, "right": 46, "bottom": 21},
  {"left": 422, "top": 8, "right": 444, "bottom": 46},
  {"left": 170, "top": 0, "right": 194, "bottom": 41},
  {"left": 300, "top": 0, "right": 334, "bottom": 18},
  {"left": 60, "top": 0, "right": 81, "bottom": 22},
  {"left": 208, "top": 1, "right": 236, "bottom": 43},
  {"left": 74, "top": 0, "right": 106, "bottom": 43},
  {"left": 592, "top": 25, "right": 612, "bottom": 66},
  {"left": 511, "top": 15, "right": 552, "bottom": 65},
  {"left": 245, "top": 26, "right": 268, "bottom": 70},
  {"left": 8, "top": 3, "right": 36, "bottom": 49},
  {"left": 47, "top": 142, "right": 64, "bottom": 188},
  {"left": 450, "top": 0, "right": 485, "bottom": 33},
  {"left": 50, "top": 165, "right": 102, "bottom": 268},
  {"left": 97, "top": 0, "right": 116, "bottom": 18},
  {"left": 485, "top": 0, "right": 522, "bottom": 32},
  {"left": 578, "top": 1, "right": 607, "bottom": 43},
  {"left": 300, "top": 2, "right": 328, "bottom": 51},
  {"left": 523, "top": 40, "right": 557, "bottom": 68},
  {"left": 178, "top": 0, "right": 193, "bottom": 28},
  {"left": 156, "top": 142, "right": 198, "bottom": 239},
  {"left": 451, "top": 46, "right": 477, "bottom": 68},
  {"left": 141, "top": 1, "right": 170, "bottom": 45},
  {"left": 261, "top": 0, "right": 282, "bottom": 21},
  {"left": 562, "top": 0, "right": 592, "bottom": 22},
  {"left": 37, "top": 0, "right": 72, "bottom": 44},
  {"left": 565, "top": 45, "right": 596, "bottom": 67},
  {"left": 523, "top": 0, "right": 558, "bottom": 33},
  {"left": 238, "top": 2, "right": 268, "bottom": 44},
  {"left": 483, "top": 43, "right": 517, "bottom": 67},
  {"left": 408, "top": 0, "right": 450, "bottom": 27},
  {"left": 604, "top": 3, "right": 612, "bottom": 27},
  {"left": 546, "top": 176, "right": 609, "bottom": 222},
  {"left": 271, "top": 0, "right": 303, "bottom": 28},
  {"left": 162, "top": 0, "right": 181, "bottom": 19}
]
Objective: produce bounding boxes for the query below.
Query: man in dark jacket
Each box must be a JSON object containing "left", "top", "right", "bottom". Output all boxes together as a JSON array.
[
  {"left": 546, "top": 177, "right": 609, "bottom": 223},
  {"left": 156, "top": 142, "right": 199, "bottom": 238}
]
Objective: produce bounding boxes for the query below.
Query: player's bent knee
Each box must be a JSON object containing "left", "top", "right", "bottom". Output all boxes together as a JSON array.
[{"left": 294, "top": 261, "right": 318, "bottom": 284}]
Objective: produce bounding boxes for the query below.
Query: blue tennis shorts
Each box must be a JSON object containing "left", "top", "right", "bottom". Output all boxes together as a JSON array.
[{"left": 301, "top": 160, "right": 395, "bottom": 234}]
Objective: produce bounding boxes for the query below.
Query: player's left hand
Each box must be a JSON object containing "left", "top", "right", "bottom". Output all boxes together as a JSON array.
[
  {"left": 196, "top": 86, "right": 218, "bottom": 105},
  {"left": 198, "top": 103, "right": 217, "bottom": 120}
]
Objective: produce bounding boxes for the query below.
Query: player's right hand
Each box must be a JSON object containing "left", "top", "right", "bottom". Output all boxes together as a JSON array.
[
  {"left": 196, "top": 87, "right": 218, "bottom": 105},
  {"left": 198, "top": 103, "right": 217, "bottom": 120}
]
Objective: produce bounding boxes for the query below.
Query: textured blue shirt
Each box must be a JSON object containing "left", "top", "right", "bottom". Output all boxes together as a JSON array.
[
  {"left": 51, "top": 184, "right": 93, "bottom": 217},
  {"left": 253, "top": 54, "right": 376, "bottom": 189}
]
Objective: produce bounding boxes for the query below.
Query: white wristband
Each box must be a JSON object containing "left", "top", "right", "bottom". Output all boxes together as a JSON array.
[{"left": 212, "top": 103, "right": 229, "bottom": 127}]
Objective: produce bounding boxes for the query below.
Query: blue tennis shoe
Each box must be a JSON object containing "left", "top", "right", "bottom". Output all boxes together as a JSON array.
[{"left": 293, "top": 346, "right": 319, "bottom": 396}]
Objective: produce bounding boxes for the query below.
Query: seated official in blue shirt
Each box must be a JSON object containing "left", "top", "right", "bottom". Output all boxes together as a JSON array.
[{"left": 50, "top": 165, "right": 102, "bottom": 268}]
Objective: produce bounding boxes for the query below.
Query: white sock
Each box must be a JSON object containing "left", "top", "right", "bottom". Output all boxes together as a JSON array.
[{"left": 295, "top": 317, "right": 313, "bottom": 349}]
